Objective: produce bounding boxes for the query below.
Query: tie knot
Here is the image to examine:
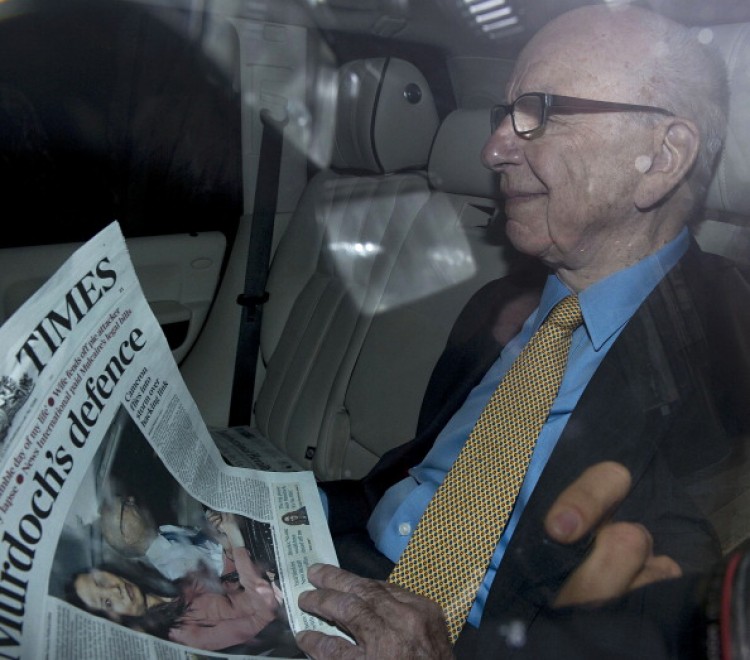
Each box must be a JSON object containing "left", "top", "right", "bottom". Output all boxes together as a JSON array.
[{"left": 546, "top": 295, "right": 582, "bottom": 333}]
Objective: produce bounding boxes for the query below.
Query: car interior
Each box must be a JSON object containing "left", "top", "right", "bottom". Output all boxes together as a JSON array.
[{"left": 1, "top": 0, "right": 750, "bottom": 650}]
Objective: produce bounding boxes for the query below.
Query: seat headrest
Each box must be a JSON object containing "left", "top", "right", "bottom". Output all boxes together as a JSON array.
[
  {"left": 705, "top": 23, "right": 750, "bottom": 215},
  {"left": 428, "top": 109, "right": 496, "bottom": 198},
  {"left": 332, "top": 58, "right": 439, "bottom": 174}
]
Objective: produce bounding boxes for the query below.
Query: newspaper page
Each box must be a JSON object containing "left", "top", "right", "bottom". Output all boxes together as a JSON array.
[
  {"left": 0, "top": 221, "right": 341, "bottom": 659},
  {"left": 210, "top": 427, "right": 304, "bottom": 472}
]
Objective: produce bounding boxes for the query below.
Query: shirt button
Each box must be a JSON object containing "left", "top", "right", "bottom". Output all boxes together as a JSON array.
[{"left": 398, "top": 522, "right": 412, "bottom": 536}]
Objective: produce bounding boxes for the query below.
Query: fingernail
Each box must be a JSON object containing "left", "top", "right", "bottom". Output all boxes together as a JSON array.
[
  {"left": 308, "top": 563, "right": 323, "bottom": 577},
  {"left": 550, "top": 509, "right": 580, "bottom": 540}
]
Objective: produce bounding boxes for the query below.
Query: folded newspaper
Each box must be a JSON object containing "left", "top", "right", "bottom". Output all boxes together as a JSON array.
[{"left": 0, "top": 221, "right": 341, "bottom": 658}]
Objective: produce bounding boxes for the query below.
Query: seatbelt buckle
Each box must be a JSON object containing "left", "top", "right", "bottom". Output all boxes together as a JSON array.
[
  {"left": 260, "top": 105, "right": 289, "bottom": 131},
  {"left": 236, "top": 291, "right": 270, "bottom": 319}
]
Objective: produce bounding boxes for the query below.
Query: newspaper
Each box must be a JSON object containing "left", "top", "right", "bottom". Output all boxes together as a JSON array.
[
  {"left": 0, "top": 221, "right": 341, "bottom": 659},
  {"left": 210, "top": 427, "right": 304, "bottom": 473}
]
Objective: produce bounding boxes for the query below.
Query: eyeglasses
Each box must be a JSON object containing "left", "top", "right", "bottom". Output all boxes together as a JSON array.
[{"left": 490, "top": 92, "right": 674, "bottom": 139}]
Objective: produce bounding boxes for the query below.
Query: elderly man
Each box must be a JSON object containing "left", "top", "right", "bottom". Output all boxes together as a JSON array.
[{"left": 297, "top": 4, "right": 749, "bottom": 658}]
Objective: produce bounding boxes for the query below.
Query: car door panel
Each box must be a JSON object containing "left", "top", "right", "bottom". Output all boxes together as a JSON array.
[{"left": 0, "top": 231, "right": 225, "bottom": 364}]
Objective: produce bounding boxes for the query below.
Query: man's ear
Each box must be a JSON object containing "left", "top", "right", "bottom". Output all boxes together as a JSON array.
[{"left": 634, "top": 118, "right": 700, "bottom": 210}]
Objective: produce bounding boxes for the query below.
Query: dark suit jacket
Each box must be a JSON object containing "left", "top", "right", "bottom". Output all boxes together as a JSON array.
[{"left": 321, "top": 241, "right": 750, "bottom": 656}]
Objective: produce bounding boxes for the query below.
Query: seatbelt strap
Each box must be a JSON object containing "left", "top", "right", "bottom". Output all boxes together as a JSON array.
[{"left": 229, "top": 107, "right": 288, "bottom": 426}]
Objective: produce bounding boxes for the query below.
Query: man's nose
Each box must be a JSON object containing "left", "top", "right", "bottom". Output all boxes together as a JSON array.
[{"left": 481, "top": 115, "right": 522, "bottom": 170}]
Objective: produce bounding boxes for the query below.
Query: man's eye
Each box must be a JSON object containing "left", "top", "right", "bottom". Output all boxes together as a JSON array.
[{"left": 104, "top": 598, "right": 112, "bottom": 609}]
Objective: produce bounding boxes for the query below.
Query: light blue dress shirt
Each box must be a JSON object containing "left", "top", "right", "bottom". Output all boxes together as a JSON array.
[{"left": 367, "top": 228, "right": 689, "bottom": 627}]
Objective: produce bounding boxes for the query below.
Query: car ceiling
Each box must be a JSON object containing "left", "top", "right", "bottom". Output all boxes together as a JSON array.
[{"left": 256, "top": 0, "right": 750, "bottom": 59}]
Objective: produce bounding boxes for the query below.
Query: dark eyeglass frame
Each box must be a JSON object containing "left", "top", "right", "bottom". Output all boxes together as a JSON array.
[{"left": 490, "top": 92, "right": 674, "bottom": 138}]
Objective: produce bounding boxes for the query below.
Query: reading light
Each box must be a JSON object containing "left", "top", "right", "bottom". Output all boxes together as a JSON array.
[
  {"left": 459, "top": 0, "right": 522, "bottom": 38},
  {"left": 467, "top": 0, "right": 507, "bottom": 14}
]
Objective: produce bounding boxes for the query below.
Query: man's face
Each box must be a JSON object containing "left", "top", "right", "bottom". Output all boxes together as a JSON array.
[
  {"left": 100, "top": 495, "right": 155, "bottom": 555},
  {"left": 481, "top": 13, "right": 661, "bottom": 283}
]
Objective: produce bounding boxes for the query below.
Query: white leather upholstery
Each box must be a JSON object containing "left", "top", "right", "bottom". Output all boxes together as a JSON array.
[
  {"left": 704, "top": 23, "right": 750, "bottom": 216},
  {"left": 253, "top": 60, "right": 507, "bottom": 479},
  {"left": 255, "top": 170, "right": 434, "bottom": 476},
  {"left": 332, "top": 58, "right": 439, "bottom": 173},
  {"left": 695, "top": 23, "right": 750, "bottom": 264},
  {"left": 336, "top": 110, "right": 508, "bottom": 478},
  {"left": 255, "top": 57, "right": 438, "bottom": 476},
  {"left": 428, "top": 109, "right": 496, "bottom": 198}
]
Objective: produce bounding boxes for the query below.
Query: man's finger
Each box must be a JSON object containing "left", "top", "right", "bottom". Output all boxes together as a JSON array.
[
  {"left": 630, "top": 554, "right": 682, "bottom": 590},
  {"left": 299, "top": 567, "right": 392, "bottom": 638},
  {"left": 298, "top": 566, "right": 454, "bottom": 659},
  {"left": 299, "top": 584, "right": 363, "bottom": 631},
  {"left": 296, "top": 630, "right": 359, "bottom": 660},
  {"left": 554, "top": 521, "right": 652, "bottom": 607},
  {"left": 306, "top": 563, "right": 369, "bottom": 593},
  {"left": 545, "top": 461, "right": 632, "bottom": 543}
]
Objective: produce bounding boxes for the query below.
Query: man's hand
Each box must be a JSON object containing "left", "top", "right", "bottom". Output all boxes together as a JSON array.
[
  {"left": 205, "top": 508, "right": 244, "bottom": 549},
  {"left": 544, "top": 461, "right": 682, "bottom": 607},
  {"left": 296, "top": 563, "right": 453, "bottom": 660},
  {"left": 295, "top": 462, "right": 682, "bottom": 658}
]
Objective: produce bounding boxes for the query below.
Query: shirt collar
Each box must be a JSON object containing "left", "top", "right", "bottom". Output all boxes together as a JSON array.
[{"left": 534, "top": 228, "right": 690, "bottom": 350}]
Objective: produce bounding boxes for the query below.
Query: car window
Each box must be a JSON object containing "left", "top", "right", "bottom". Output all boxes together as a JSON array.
[
  {"left": 0, "top": 0, "right": 242, "bottom": 248},
  {"left": 2, "top": 0, "right": 750, "bottom": 658}
]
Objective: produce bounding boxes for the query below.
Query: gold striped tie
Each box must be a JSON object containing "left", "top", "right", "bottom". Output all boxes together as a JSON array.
[{"left": 388, "top": 295, "right": 583, "bottom": 642}]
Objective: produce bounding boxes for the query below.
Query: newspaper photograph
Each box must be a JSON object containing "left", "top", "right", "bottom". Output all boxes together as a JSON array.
[{"left": 0, "top": 221, "right": 340, "bottom": 658}]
